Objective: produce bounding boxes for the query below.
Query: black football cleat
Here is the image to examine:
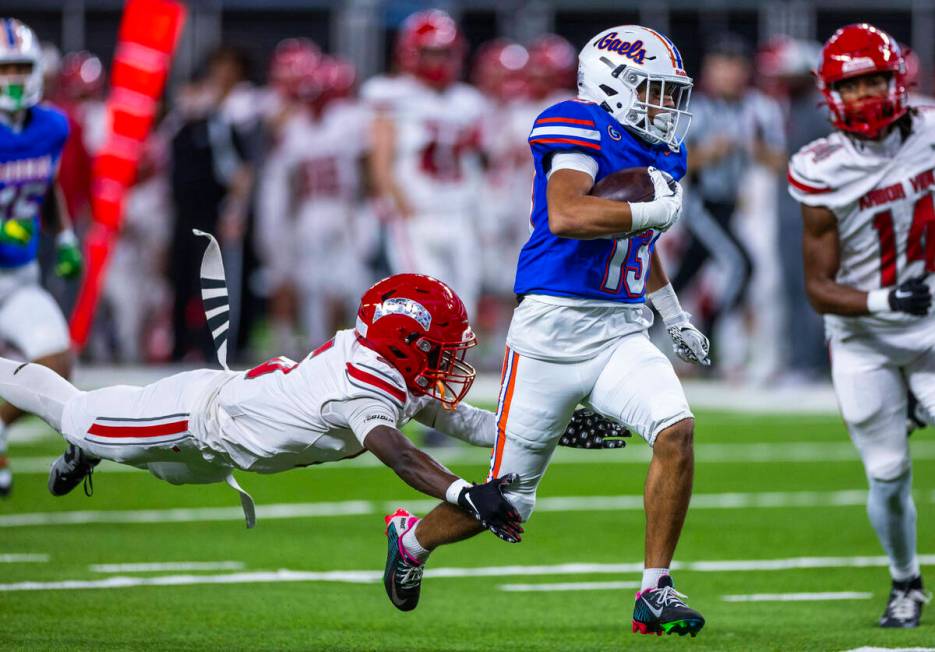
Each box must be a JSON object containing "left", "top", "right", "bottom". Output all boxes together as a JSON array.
[
  {"left": 880, "top": 576, "right": 931, "bottom": 628},
  {"left": 383, "top": 508, "right": 425, "bottom": 612},
  {"left": 632, "top": 575, "right": 705, "bottom": 637},
  {"left": 48, "top": 444, "right": 100, "bottom": 497},
  {"left": 0, "top": 458, "right": 11, "bottom": 498}
]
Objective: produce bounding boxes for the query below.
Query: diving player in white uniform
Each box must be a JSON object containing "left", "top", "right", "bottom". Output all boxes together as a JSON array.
[
  {"left": 0, "top": 272, "right": 624, "bottom": 533},
  {"left": 789, "top": 23, "right": 935, "bottom": 628},
  {"left": 0, "top": 18, "right": 82, "bottom": 496},
  {"left": 381, "top": 26, "right": 709, "bottom": 638}
]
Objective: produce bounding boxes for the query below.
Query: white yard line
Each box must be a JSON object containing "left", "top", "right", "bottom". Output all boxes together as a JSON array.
[
  {"left": 499, "top": 581, "right": 640, "bottom": 592},
  {"left": 4, "top": 554, "right": 935, "bottom": 593},
  {"left": 0, "top": 489, "right": 918, "bottom": 528},
  {"left": 0, "top": 554, "right": 49, "bottom": 563},
  {"left": 722, "top": 592, "right": 873, "bottom": 602},
  {"left": 89, "top": 561, "right": 245, "bottom": 573},
  {"left": 11, "top": 440, "right": 935, "bottom": 475}
]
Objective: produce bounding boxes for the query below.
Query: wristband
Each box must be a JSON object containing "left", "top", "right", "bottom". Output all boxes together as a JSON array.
[
  {"left": 445, "top": 478, "right": 471, "bottom": 505},
  {"left": 628, "top": 201, "right": 651, "bottom": 232},
  {"left": 648, "top": 283, "right": 684, "bottom": 326},
  {"left": 867, "top": 289, "right": 891, "bottom": 313}
]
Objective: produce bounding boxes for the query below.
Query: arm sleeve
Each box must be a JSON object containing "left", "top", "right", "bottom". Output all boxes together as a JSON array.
[
  {"left": 547, "top": 152, "right": 599, "bottom": 180},
  {"left": 330, "top": 397, "right": 402, "bottom": 446},
  {"left": 412, "top": 400, "right": 496, "bottom": 447}
]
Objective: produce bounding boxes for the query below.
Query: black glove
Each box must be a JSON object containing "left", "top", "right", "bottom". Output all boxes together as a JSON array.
[
  {"left": 457, "top": 473, "right": 524, "bottom": 543},
  {"left": 559, "top": 408, "right": 631, "bottom": 449},
  {"left": 888, "top": 277, "right": 932, "bottom": 316}
]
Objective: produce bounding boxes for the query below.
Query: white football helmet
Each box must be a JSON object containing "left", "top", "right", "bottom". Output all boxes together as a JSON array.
[
  {"left": 0, "top": 18, "right": 43, "bottom": 112},
  {"left": 578, "top": 25, "right": 692, "bottom": 151}
]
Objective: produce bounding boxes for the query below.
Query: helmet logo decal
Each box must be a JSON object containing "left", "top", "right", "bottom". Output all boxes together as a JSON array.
[
  {"left": 373, "top": 297, "right": 433, "bottom": 331},
  {"left": 842, "top": 57, "right": 875, "bottom": 74},
  {"left": 594, "top": 34, "right": 655, "bottom": 65}
]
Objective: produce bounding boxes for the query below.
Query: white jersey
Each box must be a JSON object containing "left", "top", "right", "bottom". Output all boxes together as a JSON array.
[
  {"left": 360, "top": 74, "right": 486, "bottom": 216},
  {"left": 191, "top": 329, "right": 492, "bottom": 473},
  {"left": 256, "top": 101, "right": 369, "bottom": 293},
  {"left": 788, "top": 108, "right": 935, "bottom": 339}
]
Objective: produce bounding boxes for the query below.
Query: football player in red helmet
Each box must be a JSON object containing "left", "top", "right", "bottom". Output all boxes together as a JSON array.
[
  {"left": 268, "top": 38, "right": 322, "bottom": 102},
  {"left": 395, "top": 9, "right": 465, "bottom": 90},
  {"left": 471, "top": 38, "right": 528, "bottom": 103},
  {"left": 525, "top": 34, "right": 577, "bottom": 102},
  {"left": 4, "top": 271, "right": 522, "bottom": 540},
  {"left": 790, "top": 23, "right": 935, "bottom": 628}
]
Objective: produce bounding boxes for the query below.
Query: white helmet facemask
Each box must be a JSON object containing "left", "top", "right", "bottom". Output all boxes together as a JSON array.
[
  {"left": 0, "top": 19, "right": 44, "bottom": 113},
  {"left": 577, "top": 26, "right": 693, "bottom": 151}
]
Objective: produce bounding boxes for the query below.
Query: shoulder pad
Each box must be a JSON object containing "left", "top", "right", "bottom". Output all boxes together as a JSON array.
[
  {"left": 344, "top": 360, "right": 407, "bottom": 409},
  {"left": 787, "top": 135, "right": 849, "bottom": 206},
  {"left": 529, "top": 99, "right": 602, "bottom": 154}
]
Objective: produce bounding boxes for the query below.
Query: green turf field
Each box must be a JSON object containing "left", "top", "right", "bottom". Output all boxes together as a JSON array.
[{"left": 1, "top": 410, "right": 933, "bottom": 651}]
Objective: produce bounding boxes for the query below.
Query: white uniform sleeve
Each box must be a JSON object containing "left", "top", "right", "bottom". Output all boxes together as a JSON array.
[
  {"left": 548, "top": 152, "right": 599, "bottom": 180},
  {"left": 330, "top": 397, "right": 401, "bottom": 446},
  {"left": 412, "top": 400, "right": 496, "bottom": 447}
]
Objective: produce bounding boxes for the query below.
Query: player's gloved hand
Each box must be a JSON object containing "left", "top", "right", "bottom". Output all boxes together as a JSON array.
[
  {"left": 0, "top": 217, "right": 35, "bottom": 246},
  {"left": 888, "top": 277, "right": 931, "bottom": 316},
  {"left": 457, "top": 473, "right": 524, "bottom": 543},
  {"left": 628, "top": 167, "right": 683, "bottom": 233},
  {"left": 54, "top": 230, "right": 82, "bottom": 280},
  {"left": 559, "top": 408, "right": 630, "bottom": 449},
  {"left": 665, "top": 313, "right": 711, "bottom": 367}
]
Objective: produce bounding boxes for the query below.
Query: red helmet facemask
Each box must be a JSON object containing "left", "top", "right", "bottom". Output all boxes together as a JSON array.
[
  {"left": 356, "top": 274, "right": 477, "bottom": 408},
  {"left": 396, "top": 10, "right": 465, "bottom": 90},
  {"left": 817, "top": 23, "right": 908, "bottom": 140}
]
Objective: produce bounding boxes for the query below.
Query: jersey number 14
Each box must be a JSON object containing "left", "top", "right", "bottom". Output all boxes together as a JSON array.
[{"left": 872, "top": 193, "right": 935, "bottom": 286}]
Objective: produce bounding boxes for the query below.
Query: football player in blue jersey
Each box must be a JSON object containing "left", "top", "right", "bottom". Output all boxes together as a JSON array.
[
  {"left": 0, "top": 18, "right": 82, "bottom": 497},
  {"left": 382, "top": 26, "right": 709, "bottom": 637}
]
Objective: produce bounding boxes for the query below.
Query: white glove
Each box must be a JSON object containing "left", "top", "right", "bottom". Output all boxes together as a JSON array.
[
  {"left": 665, "top": 314, "right": 711, "bottom": 367},
  {"left": 628, "top": 167, "right": 683, "bottom": 233}
]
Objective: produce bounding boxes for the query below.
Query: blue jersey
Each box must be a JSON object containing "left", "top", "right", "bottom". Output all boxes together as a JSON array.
[
  {"left": 0, "top": 105, "right": 69, "bottom": 268},
  {"left": 513, "top": 99, "right": 687, "bottom": 303}
]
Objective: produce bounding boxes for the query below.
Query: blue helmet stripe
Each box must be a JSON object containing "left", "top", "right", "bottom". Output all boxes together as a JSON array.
[
  {"left": 660, "top": 32, "right": 683, "bottom": 69},
  {"left": 4, "top": 19, "right": 16, "bottom": 49}
]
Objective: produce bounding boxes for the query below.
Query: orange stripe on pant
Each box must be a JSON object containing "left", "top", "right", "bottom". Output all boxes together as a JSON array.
[{"left": 490, "top": 348, "right": 520, "bottom": 479}]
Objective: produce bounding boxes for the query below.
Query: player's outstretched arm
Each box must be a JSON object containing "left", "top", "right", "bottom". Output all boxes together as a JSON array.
[
  {"left": 802, "top": 204, "right": 931, "bottom": 316},
  {"left": 547, "top": 167, "right": 682, "bottom": 239},
  {"left": 414, "top": 400, "right": 629, "bottom": 449},
  {"left": 364, "top": 425, "right": 523, "bottom": 541}
]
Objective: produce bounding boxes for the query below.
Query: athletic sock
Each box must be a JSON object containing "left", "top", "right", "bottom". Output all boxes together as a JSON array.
[
  {"left": 867, "top": 471, "right": 920, "bottom": 582},
  {"left": 641, "top": 568, "right": 670, "bottom": 592},
  {"left": 0, "top": 359, "right": 80, "bottom": 432},
  {"left": 401, "top": 521, "right": 430, "bottom": 564}
]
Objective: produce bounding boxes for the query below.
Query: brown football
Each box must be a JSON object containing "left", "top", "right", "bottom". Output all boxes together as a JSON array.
[{"left": 589, "top": 167, "right": 658, "bottom": 202}]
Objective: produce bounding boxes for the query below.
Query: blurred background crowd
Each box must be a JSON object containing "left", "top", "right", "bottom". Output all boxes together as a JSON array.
[{"left": 10, "top": 0, "right": 935, "bottom": 384}]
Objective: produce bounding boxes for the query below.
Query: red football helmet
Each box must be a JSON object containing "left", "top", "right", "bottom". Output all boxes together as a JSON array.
[
  {"left": 318, "top": 55, "right": 357, "bottom": 104},
  {"left": 526, "top": 34, "right": 577, "bottom": 100},
  {"left": 356, "top": 274, "right": 477, "bottom": 408},
  {"left": 396, "top": 10, "right": 465, "bottom": 89},
  {"left": 269, "top": 38, "right": 322, "bottom": 100},
  {"left": 471, "top": 39, "right": 529, "bottom": 102},
  {"left": 817, "top": 23, "right": 908, "bottom": 139},
  {"left": 58, "top": 51, "right": 105, "bottom": 101}
]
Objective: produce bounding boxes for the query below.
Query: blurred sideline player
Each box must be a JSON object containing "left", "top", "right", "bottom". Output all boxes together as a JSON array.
[
  {"left": 0, "top": 273, "right": 620, "bottom": 532},
  {"left": 473, "top": 36, "right": 578, "bottom": 362},
  {"left": 789, "top": 23, "right": 935, "bottom": 627},
  {"left": 0, "top": 18, "right": 82, "bottom": 496},
  {"left": 258, "top": 52, "right": 369, "bottom": 356},
  {"left": 363, "top": 10, "right": 486, "bottom": 318},
  {"left": 382, "top": 25, "right": 710, "bottom": 638}
]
